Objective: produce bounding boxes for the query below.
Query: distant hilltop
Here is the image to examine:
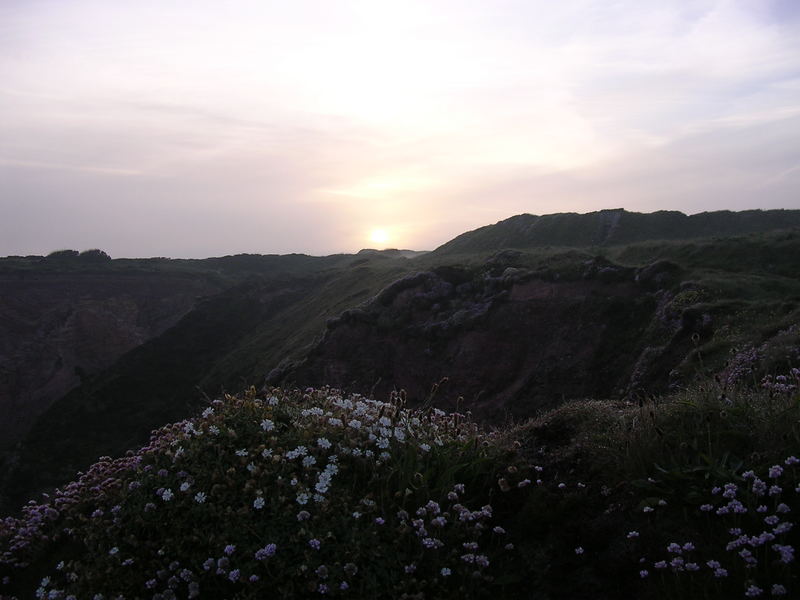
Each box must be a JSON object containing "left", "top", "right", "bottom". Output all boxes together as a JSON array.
[{"left": 432, "top": 208, "right": 800, "bottom": 255}]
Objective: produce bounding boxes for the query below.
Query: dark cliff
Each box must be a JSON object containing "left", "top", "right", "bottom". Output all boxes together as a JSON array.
[
  {"left": 267, "top": 254, "right": 700, "bottom": 421},
  {"left": 0, "top": 270, "right": 223, "bottom": 451}
]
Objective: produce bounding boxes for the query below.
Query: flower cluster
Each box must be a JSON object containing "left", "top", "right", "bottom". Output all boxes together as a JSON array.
[
  {"left": 641, "top": 455, "right": 798, "bottom": 597},
  {"left": 0, "top": 387, "right": 523, "bottom": 599}
]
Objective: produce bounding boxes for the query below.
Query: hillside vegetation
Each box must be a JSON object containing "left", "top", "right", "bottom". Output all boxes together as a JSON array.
[
  {"left": 3, "top": 210, "right": 800, "bottom": 515},
  {"left": 431, "top": 209, "right": 800, "bottom": 256},
  {"left": 1, "top": 369, "right": 798, "bottom": 598},
  {"left": 1, "top": 208, "right": 799, "bottom": 598}
]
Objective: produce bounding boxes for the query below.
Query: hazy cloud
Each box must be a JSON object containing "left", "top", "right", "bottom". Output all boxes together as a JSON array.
[{"left": 1, "top": 0, "right": 798, "bottom": 257}]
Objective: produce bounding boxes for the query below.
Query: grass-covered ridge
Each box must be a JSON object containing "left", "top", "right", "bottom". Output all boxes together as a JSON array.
[{"left": 2, "top": 366, "right": 799, "bottom": 599}]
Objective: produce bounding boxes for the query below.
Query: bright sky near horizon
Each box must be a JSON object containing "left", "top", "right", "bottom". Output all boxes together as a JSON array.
[{"left": 1, "top": 0, "right": 799, "bottom": 258}]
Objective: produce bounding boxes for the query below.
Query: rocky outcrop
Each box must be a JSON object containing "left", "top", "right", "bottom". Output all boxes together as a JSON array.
[{"left": 269, "top": 255, "right": 705, "bottom": 422}]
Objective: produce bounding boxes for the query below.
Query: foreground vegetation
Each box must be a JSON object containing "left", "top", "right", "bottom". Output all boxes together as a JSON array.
[{"left": 2, "top": 359, "right": 798, "bottom": 599}]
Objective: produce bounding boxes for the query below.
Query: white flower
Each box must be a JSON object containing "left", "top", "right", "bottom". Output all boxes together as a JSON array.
[
  {"left": 201, "top": 407, "right": 214, "bottom": 418},
  {"left": 235, "top": 448, "right": 248, "bottom": 457},
  {"left": 419, "top": 443, "right": 431, "bottom": 453},
  {"left": 286, "top": 446, "right": 308, "bottom": 459},
  {"left": 194, "top": 492, "right": 207, "bottom": 504},
  {"left": 180, "top": 482, "right": 191, "bottom": 492},
  {"left": 253, "top": 497, "right": 265, "bottom": 510},
  {"left": 260, "top": 419, "right": 275, "bottom": 432},
  {"left": 440, "top": 567, "right": 451, "bottom": 576},
  {"left": 161, "top": 489, "right": 174, "bottom": 501},
  {"left": 317, "top": 437, "right": 331, "bottom": 449}
]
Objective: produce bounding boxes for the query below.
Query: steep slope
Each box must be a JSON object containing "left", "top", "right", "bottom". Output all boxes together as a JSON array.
[
  {"left": 273, "top": 230, "right": 800, "bottom": 423},
  {"left": 0, "top": 253, "right": 417, "bottom": 512},
  {"left": 269, "top": 254, "right": 671, "bottom": 419},
  {"left": 0, "top": 270, "right": 223, "bottom": 452},
  {"left": 0, "top": 252, "right": 357, "bottom": 454}
]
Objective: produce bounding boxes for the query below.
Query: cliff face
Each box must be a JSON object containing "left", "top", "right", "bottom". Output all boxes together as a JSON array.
[
  {"left": 0, "top": 271, "right": 221, "bottom": 450},
  {"left": 270, "top": 256, "right": 696, "bottom": 421}
]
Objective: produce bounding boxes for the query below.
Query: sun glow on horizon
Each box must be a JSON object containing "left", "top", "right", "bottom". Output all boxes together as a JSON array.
[
  {"left": 369, "top": 228, "right": 390, "bottom": 246},
  {"left": 1, "top": 2, "right": 799, "bottom": 258}
]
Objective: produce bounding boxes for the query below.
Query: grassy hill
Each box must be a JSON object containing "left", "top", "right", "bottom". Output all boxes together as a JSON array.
[
  {"left": 431, "top": 209, "right": 800, "bottom": 256},
  {"left": 0, "top": 209, "right": 799, "bottom": 597},
  {"left": 1, "top": 210, "right": 799, "bottom": 597},
  {"left": 4, "top": 226, "right": 800, "bottom": 516}
]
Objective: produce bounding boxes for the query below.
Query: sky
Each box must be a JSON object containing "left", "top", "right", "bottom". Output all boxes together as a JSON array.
[{"left": 1, "top": 0, "right": 799, "bottom": 258}]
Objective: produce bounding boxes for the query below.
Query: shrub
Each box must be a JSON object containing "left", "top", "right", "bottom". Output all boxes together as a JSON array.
[{"left": 0, "top": 387, "right": 529, "bottom": 599}]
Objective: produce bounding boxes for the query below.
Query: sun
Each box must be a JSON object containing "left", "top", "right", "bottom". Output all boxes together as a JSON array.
[{"left": 369, "top": 228, "right": 390, "bottom": 246}]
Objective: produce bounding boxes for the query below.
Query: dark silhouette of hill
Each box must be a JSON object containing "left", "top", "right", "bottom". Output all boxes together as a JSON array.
[
  {"left": 431, "top": 208, "right": 800, "bottom": 255},
  {"left": 0, "top": 252, "right": 359, "bottom": 455},
  {"left": 0, "top": 251, "right": 415, "bottom": 511}
]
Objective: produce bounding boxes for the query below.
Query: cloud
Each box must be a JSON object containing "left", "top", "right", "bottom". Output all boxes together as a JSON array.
[
  {"left": 1, "top": 0, "right": 799, "bottom": 257},
  {"left": 0, "top": 157, "right": 141, "bottom": 176},
  {"left": 435, "top": 112, "right": 800, "bottom": 228}
]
